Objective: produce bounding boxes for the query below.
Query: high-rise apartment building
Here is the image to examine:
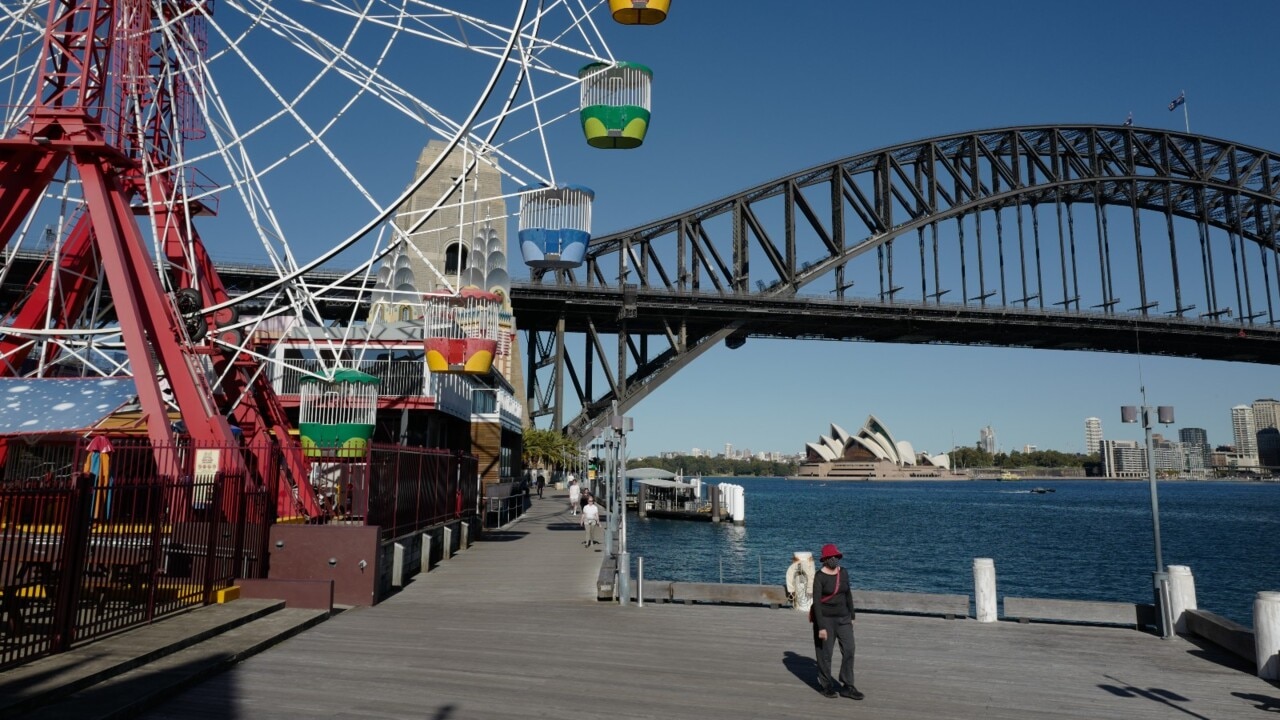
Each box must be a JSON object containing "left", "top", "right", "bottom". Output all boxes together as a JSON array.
[
  {"left": 1253, "top": 398, "right": 1280, "bottom": 431},
  {"left": 1178, "top": 427, "right": 1210, "bottom": 468},
  {"left": 1084, "top": 417, "right": 1102, "bottom": 455},
  {"left": 979, "top": 425, "right": 997, "bottom": 454},
  {"left": 1232, "top": 405, "right": 1258, "bottom": 459},
  {"left": 1259, "top": 428, "right": 1280, "bottom": 467}
]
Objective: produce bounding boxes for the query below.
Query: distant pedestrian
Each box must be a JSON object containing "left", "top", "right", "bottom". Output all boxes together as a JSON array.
[
  {"left": 581, "top": 495, "right": 601, "bottom": 547},
  {"left": 810, "top": 543, "right": 862, "bottom": 700},
  {"left": 536, "top": 474, "right": 545, "bottom": 499},
  {"left": 568, "top": 479, "right": 581, "bottom": 515}
]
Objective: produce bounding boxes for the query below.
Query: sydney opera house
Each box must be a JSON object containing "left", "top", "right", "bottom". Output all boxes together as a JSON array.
[{"left": 794, "top": 416, "right": 962, "bottom": 480}]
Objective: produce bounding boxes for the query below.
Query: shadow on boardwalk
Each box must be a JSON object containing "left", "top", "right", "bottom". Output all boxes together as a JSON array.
[{"left": 140, "top": 495, "right": 1277, "bottom": 719}]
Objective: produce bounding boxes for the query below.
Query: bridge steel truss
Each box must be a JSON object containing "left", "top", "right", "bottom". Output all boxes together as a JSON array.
[{"left": 513, "top": 125, "right": 1280, "bottom": 441}]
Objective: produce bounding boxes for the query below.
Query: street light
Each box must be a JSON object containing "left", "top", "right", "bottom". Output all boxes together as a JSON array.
[
  {"left": 610, "top": 412, "right": 634, "bottom": 606},
  {"left": 1121, "top": 393, "right": 1175, "bottom": 638}
]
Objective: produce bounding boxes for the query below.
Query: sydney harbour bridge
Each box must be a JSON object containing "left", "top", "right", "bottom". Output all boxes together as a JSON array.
[
  {"left": 4, "top": 124, "right": 1276, "bottom": 443},
  {"left": 512, "top": 125, "right": 1280, "bottom": 441}
]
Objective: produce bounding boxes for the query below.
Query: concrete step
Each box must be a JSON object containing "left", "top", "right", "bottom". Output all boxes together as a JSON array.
[
  {"left": 0, "top": 598, "right": 286, "bottom": 718},
  {"left": 21, "top": 607, "right": 331, "bottom": 720}
]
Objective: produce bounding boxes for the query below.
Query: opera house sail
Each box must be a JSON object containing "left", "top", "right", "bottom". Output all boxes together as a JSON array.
[{"left": 794, "top": 416, "right": 962, "bottom": 480}]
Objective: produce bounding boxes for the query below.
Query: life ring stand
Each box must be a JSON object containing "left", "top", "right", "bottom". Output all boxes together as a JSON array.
[{"left": 785, "top": 551, "right": 816, "bottom": 614}]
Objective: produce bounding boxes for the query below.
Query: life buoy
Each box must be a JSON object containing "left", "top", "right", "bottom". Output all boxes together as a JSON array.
[{"left": 785, "top": 551, "right": 816, "bottom": 614}]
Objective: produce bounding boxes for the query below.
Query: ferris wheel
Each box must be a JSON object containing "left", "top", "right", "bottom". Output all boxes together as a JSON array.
[{"left": 0, "top": 1, "right": 666, "bottom": 514}]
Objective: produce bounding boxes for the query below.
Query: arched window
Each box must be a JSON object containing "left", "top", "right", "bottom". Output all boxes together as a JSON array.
[{"left": 445, "top": 243, "right": 469, "bottom": 275}]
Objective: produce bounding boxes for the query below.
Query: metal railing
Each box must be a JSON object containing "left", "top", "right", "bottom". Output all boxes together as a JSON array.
[
  {"left": 361, "top": 445, "right": 479, "bottom": 541},
  {"left": 0, "top": 440, "right": 275, "bottom": 670}
]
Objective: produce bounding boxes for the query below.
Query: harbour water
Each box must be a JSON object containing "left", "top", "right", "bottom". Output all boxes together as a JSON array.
[{"left": 623, "top": 478, "right": 1280, "bottom": 627}]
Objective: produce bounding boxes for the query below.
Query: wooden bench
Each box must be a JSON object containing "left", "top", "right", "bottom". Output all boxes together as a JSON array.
[
  {"left": 852, "top": 590, "right": 970, "bottom": 619},
  {"left": 1003, "top": 597, "right": 1145, "bottom": 628}
]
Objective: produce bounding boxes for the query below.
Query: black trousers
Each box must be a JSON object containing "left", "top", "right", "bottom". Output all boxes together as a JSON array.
[{"left": 812, "top": 614, "right": 855, "bottom": 689}]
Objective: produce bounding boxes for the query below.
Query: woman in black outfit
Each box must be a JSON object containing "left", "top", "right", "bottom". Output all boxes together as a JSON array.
[{"left": 811, "top": 543, "right": 863, "bottom": 700}]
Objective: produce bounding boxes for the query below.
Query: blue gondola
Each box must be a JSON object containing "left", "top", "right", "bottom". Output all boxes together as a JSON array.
[{"left": 518, "top": 185, "right": 594, "bottom": 269}]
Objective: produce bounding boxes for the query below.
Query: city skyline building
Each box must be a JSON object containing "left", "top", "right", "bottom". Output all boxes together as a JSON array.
[
  {"left": 1100, "top": 439, "right": 1146, "bottom": 478},
  {"left": 1259, "top": 428, "right": 1280, "bottom": 467},
  {"left": 979, "top": 425, "right": 997, "bottom": 454},
  {"left": 1252, "top": 398, "right": 1280, "bottom": 432},
  {"left": 1232, "top": 405, "right": 1258, "bottom": 461},
  {"left": 1084, "top": 417, "right": 1102, "bottom": 455},
  {"left": 1179, "top": 427, "right": 1211, "bottom": 468}
]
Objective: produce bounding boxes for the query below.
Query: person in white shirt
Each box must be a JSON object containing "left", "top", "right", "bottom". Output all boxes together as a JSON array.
[
  {"left": 568, "top": 479, "right": 581, "bottom": 515},
  {"left": 581, "top": 495, "right": 601, "bottom": 547}
]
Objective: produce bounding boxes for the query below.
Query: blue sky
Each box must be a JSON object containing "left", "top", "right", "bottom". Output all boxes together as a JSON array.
[
  {"left": 189, "top": 1, "right": 1280, "bottom": 458},
  {"left": 550, "top": 1, "right": 1280, "bottom": 457}
]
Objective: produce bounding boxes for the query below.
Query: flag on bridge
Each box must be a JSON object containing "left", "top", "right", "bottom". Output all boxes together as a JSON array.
[
  {"left": 1168, "top": 92, "right": 1186, "bottom": 111},
  {"left": 1123, "top": 112, "right": 1133, "bottom": 127}
]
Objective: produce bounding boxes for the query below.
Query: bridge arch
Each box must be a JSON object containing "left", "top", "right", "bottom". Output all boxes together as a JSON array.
[{"left": 512, "top": 125, "right": 1280, "bottom": 440}]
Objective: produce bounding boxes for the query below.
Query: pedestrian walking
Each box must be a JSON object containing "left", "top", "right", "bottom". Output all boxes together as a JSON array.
[
  {"left": 581, "top": 495, "right": 601, "bottom": 547},
  {"left": 536, "top": 473, "right": 545, "bottom": 499},
  {"left": 810, "top": 543, "right": 862, "bottom": 700},
  {"left": 568, "top": 479, "right": 581, "bottom": 515}
]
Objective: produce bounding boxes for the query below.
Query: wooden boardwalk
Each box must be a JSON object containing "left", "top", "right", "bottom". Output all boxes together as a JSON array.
[{"left": 140, "top": 494, "right": 1278, "bottom": 719}]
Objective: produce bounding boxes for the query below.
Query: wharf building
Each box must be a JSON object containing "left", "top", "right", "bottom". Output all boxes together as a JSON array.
[{"left": 795, "top": 416, "right": 961, "bottom": 480}]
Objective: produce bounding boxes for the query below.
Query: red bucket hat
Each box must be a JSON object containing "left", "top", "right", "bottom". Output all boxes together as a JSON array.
[{"left": 820, "top": 543, "right": 842, "bottom": 560}]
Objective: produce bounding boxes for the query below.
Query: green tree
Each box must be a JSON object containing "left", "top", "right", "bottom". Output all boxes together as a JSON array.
[{"left": 522, "top": 428, "right": 581, "bottom": 471}]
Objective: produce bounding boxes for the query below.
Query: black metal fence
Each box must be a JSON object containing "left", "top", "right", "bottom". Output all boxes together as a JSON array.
[
  {"left": 362, "top": 445, "right": 478, "bottom": 540},
  {"left": 0, "top": 438, "right": 481, "bottom": 669},
  {"left": 0, "top": 440, "right": 275, "bottom": 670}
]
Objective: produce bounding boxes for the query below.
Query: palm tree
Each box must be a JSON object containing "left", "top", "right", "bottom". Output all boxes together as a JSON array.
[{"left": 522, "top": 428, "right": 582, "bottom": 475}]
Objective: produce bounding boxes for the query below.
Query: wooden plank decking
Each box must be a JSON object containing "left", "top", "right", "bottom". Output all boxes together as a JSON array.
[{"left": 140, "top": 494, "right": 1278, "bottom": 719}]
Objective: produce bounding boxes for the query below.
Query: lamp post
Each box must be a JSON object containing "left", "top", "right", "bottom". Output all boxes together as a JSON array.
[
  {"left": 611, "top": 412, "right": 633, "bottom": 606},
  {"left": 1121, "top": 393, "right": 1175, "bottom": 638}
]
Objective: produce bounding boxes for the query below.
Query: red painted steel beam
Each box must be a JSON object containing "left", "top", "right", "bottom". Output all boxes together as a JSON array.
[{"left": 0, "top": 216, "right": 99, "bottom": 374}]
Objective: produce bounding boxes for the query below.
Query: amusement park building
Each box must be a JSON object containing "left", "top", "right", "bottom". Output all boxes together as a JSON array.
[
  {"left": 263, "top": 140, "right": 529, "bottom": 490},
  {"left": 794, "top": 416, "right": 960, "bottom": 480}
]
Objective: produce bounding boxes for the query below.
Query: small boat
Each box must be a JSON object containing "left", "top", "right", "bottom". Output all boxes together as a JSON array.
[
  {"left": 998, "top": 471, "right": 1018, "bottom": 481},
  {"left": 1031, "top": 487, "right": 1055, "bottom": 494}
]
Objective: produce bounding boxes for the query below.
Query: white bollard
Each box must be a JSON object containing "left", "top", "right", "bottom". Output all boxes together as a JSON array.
[
  {"left": 973, "top": 558, "right": 997, "bottom": 623},
  {"left": 731, "top": 485, "right": 745, "bottom": 525},
  {"left": 1165, "top": 565, "right": 1197, "bottom": 634},
  {"left": 420, "top": 533, "right": 432, "bottom": 573},
  {"left": 392, "top": 542, "right": 406, "bottom": 587},
  {"left": 1255, "top": 591, "right": 1280, "bottom": 680},
  {"left": 443, "top": 526, "right": 453, "bottom": 560}
]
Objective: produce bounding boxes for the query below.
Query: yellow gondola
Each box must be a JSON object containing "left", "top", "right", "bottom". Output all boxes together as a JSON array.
[{"left": 609, "top": 0, "right": 669, "bottom": 25}]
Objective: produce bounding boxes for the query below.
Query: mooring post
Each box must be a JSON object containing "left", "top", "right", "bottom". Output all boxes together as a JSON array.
[
  {"left": 1255, "top": 591, "right": 1280, "bottom": 680},
  {"left": 1165, "top": 565, "right": 1197, "bottom": 634},
  {"left": 974, "top": 558, "right": 997, "bottom": 622}
]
